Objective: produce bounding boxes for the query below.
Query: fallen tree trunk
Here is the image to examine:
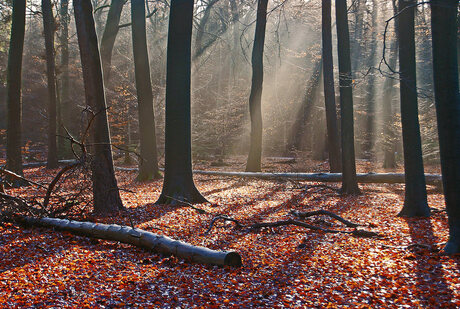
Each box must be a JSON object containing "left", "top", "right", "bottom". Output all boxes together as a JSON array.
[
  {"left": 189, "top": 171, "right": 442, "bottom": 186},
  {"left": 18, "top": 217, "right": 242, "bottom": 267},
  {"left": 19, "top": 160, "right": 78, "bottom": 168},
  {"left": 21, "top": 162, "right": 443, "bottom": 186}
]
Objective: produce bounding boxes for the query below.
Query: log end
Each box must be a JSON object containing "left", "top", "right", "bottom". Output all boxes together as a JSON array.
[{"left": 224, "top": 251, "right": 242, "bottom": 267}]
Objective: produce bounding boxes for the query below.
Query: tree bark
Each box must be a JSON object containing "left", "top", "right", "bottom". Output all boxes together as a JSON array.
[
  {"left": 20, "top": 217, "right": 242, "bottom": 267},
  {"left": 100, "top": 0, "right": 124, "bottom": 83},
  {"left": 59, "top": 0, "right": 71, "bottom": 157},
  {"left": 322, "top": 0, "right": 341, "bottom": 172},
  {"left": 430, "top": 0, "right": 460, "bottom": 254},
  {"left": 397, "top": 0, "right": 429, "bottom": 217},
  {"left": 229, "top": 0, "right": 240, "bottom": 82},
  {"left": 73, "top": 0, "right": 124, "bottom": 214},
  {"left": 131, "top": 0, "right": 160, "bottom": 181},
  {"left": 42, "top": 0, "right": 59, "bottom": 169},
  {"left": 382, "top": 0, "right": 399, "bottom": 169},
  {"left": 382, "top": 40, "right": 398, "bottom": 169},
  {"left": 156, "top": 0, "right": 207, "bottom": 205},
  {"left": 193, "top": 0, "right": 220, "bottom": 60},
  {"left": 335, "top": 0, "right": 360, "bottom": 194},
  {"left": 246, "top": 0, "right": 268, "bottom": 172},
  {"left": 6, "top": 0, "right": 26, "bottom": 181},
  {"left": 363, "top": 0, "right": 378, "bottom": 160}
]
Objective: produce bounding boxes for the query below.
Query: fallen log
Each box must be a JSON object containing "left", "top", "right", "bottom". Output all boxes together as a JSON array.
[
  {"left": 20, "top": 160, "right": 78, "bottom": 168},
  {"left": 189, "top": 171, "right": 442, "bottom": 186},
  {"left": 112, "top": 167, "right": 442, "bottom": 187},
  {"left": 18, "top": 217, "right": 242, "bottom": 267},
  {"left": 23, "top": 163, "right": 442, "bottom": 187}
]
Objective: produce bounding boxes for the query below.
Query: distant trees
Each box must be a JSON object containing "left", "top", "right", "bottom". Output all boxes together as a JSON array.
[
  {"left": 396, "top": 0, "right": 430, "bottom": 217},
  {"left": 59, "top": 0, "right": 70, "bottom": 156},
  {"left": 42, "top": 0, "right": 58, "bottom": 169},
  {"left": 363, "top": 0, "right": 378, "bottom": 160},
  {"left": 382, "top": 0, "right": 398, "bottom": 169},
  {"left": 73, "top": 0, "right": 124, "bottom": 214},
  {"left": 131, "top": 0, "right": 160, "bottom": 181},
  {"left": 246, "top": 0, "right": 268, "bottom": 172},
  {"left": 100, "top": 0, "right": 124, "bottom": 83},
  {"left": 6, "top": 0, "right": 26, "bottom": 180},
  {"left": 430, "top": 0, "right": 460, "bottom": 254},
  {"left": 156, "top": 0, "right": 207, "bottom": 204},
  {"left": 335, "top": 0, "right": 360, "bottom": 194},
  {"left": 321, "top": 0, "right": 341, "bottom": 173}
]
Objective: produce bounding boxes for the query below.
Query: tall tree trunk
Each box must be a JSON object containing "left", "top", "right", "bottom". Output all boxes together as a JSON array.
[
  {"left": 363, "top": 0, "right": 378, "bottom": 160},
  {"left": 73, "top": 0, "right": 124, "bottom": 214},
  {"left": 430, "top": 0, "right": 460, "bottom": 254},
  {"left": 193, "top": 0, "right": 219, "bottom": 60},
  {"left": 131, "top": 0, "right": 160, "bottom": 181},
  {"left": 229, "top": 0, "right": 240, "bottom": 82},
  {"left": 246, "top": 0, "right": 268, "bottom": 172},
  {"left": 42, "top": 0, "right": 59, "bottom": 169},
  {"left": 59, "top": 0, "right": 70, "bottom": 157},
  {"left": 382, "top": 0, "right": 399, "bottom": 169},
  {"left": 156, "top": 0, "right": 207, "bottom": 205},
  {"left": 382, "top": 39, "right": 398, "bottom": 169},
  {"left": 351, "top": 0, "right": 364, "bottom": 73},
  {"left": 100, "top": 0, "right": 124, "bottom": 83},
  {"left": 335, "top": 0, "right": 360, "bottom": 194},
  {"left": 6, "top": 0, "right": 26, "bottom": 181},
  {"left": 322, "top": 0, "right": 341, "bottom": 173},
  {"left": 396, "top": 0, "right": 429, "bottom": 217}
]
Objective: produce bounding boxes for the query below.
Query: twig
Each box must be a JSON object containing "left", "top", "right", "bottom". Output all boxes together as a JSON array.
[
  {"left": 290, "top": 210, "right": 359, "bottom": 228},
  {"left": 0, "top": 168, "right": 47, "bottom": 189},
  {"left": 204, "top": 215, "right": 243, "bottom": 235},
  {"left": 164, "top": 195, "right": 208, "bottom": 214},
  {"left": 43, "top": 162, "right": 82, "bottom": 209}
]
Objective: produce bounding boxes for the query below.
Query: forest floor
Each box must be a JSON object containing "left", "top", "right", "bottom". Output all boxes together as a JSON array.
[{"left": 0, "top": 156, "right": 458, "bottom": 308}]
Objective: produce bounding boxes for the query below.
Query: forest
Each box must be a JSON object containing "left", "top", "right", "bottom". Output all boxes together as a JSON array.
[{"left": 0, "top": 0, "right": 459, "bottom": 307}]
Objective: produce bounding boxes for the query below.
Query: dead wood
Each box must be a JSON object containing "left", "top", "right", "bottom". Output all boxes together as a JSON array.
[
  {"left": 205, "top": 212, "right": 380, "bottom": 238},
  {"left": 17, "top": 216, "right": 242, "bottom": 267},
  {"left": 0, "top": 168, "right": 46, "bottom": 188},
  {"left": 290, "top": 210, "right": 359, "bottom": 227},
  {"left": 164, "top": 195, "right": 208, "bottom": 214},
  {"left": 190, "top": 170, "right": 443, "bottom": 187}
]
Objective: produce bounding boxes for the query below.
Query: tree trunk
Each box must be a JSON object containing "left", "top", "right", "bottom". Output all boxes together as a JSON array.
[
  {"left": 335, "top": 0, "right": 360, "bottom": 194},
  {"left": 382, "top": 40, "right": 398, "bottom": 169},
  {"left": 156, "top": 0, "right": 207, "bottom": 205},
  {"left": 351, "top": 0, "right": 364, "bottom": 73},
  {"left": 322, "top": 0, "right": 341, "bottom": 172},
  {"left": 73, "top": 0, "right": 124, "bottom": 214},
  {"left": 131, "top": 0, "right": 160, "bottom": 181},
  {"left": 193, "top": 0, "right": 219, "bottom": 60},
  {"left": 382, "top": 0, "right": 399, "bottom": 169},
  {"left": 20, "top": 217, "right": 242, "bottom": 267},
  {"left": 397, "top": 0, "right": 429, "bottom": 217},
  {"left": 6, "top": 0, "right": 26, "bottom": 181},
  {"left": 42, "top": 0, "right": 59, "bottom": 169},
  {"left": 430, "top": 0, "right": 460, "bottom": 254},
  {"left": 229, "top": 0, "right": 240, "bottom": 82},
  {"left": 363, "top": 0, "right": 378, "bottom": 160},
  {"left": 59, "top": 0, "right": 71, "bottom": 158},
  {"left": 246, "top": 0, "right": 268, "bottom": 172},
  {"left": 100, "top": 0, "right": 124, "bottom": 83}
]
